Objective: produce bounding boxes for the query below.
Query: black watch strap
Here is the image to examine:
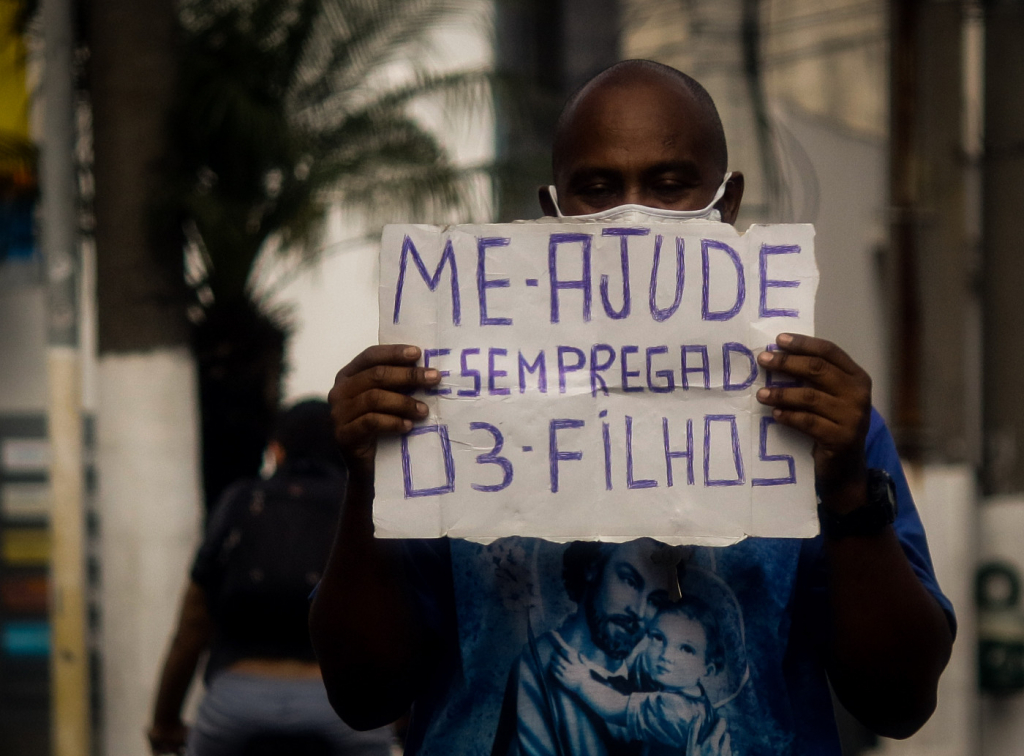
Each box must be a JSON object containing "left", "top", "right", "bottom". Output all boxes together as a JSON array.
[{"left": 818, "top": 468, "right": 898, "bottom": 539}]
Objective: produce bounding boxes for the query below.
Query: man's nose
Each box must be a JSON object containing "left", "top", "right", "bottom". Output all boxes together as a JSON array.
[{"left": 622, "top": 183, "right": 644, "bottom": 207}]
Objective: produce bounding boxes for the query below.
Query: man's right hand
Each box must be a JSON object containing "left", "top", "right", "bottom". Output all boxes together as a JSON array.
[{"left": 329, "top": 344, "right": 440, "bottom": 479}]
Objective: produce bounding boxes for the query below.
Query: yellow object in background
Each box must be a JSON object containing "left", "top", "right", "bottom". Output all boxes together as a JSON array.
[
  {"left": 0, "top": 0, "right": 30, "bottom": 142},
  {"left": 3, "top": 527, "right": 51, "bottom": 565},
  {"left": 0, "top": 0, "right": 32, "bottom": 188}
]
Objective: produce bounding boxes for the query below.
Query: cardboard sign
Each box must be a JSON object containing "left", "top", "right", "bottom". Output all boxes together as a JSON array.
[{"left": 375, "top": 219, "right": 818, "bottom": 545}]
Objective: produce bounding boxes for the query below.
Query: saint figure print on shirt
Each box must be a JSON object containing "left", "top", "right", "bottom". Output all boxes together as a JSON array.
[{"left": 492, "top": 539, "right": 749, "bottom": 756}]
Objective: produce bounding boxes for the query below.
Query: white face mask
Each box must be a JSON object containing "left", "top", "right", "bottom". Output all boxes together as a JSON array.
[{"left": 547, "top": 172, "right": 732, "bottom": 222}]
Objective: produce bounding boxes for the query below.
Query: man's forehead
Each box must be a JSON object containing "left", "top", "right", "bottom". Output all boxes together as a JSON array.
[
  {"left": 555, "top": 78, "right": 716, "bottom": 172},
  {"left": 610, "top": 540, "right": 664, "bottom": 577}
]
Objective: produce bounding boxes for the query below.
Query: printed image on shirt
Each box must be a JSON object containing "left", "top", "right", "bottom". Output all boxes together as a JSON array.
[
  {"left": 490, "top": 539, "right": 761, "bottom": 756},
  {"left": 405, "top": 413, "right": 952, "bottom": 756}
]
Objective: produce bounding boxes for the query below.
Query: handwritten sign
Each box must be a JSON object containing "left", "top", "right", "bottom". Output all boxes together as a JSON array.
[{"left": 375, "top": 219, "right": 819, "bottom": 545}]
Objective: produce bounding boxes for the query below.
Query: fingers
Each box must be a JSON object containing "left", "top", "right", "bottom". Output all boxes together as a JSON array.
[
  {"left": 338, "top": 412, "right": 418, "bottom": 441},
  {"left": 344, "top": 364, "right": 440, "bottom": 400},
  {"left": 756, "top": 335, "right": 873, "bottom": 489},
  {"left": 755, "top": 386, "right": 849, "bottom": 425},
  {"left": 329, "top": 344, "right": 444, "bottom": 470},
  {"left": 757, "top": 349, "right": 864, "bottom": 396},
  {"left": 772, "top": 333, "right": 861, "bottom": 375},
  {"left": 350, "top": 386, "right": 430, "bottom": 420},
  {"left": 756, "top": 387, "right": 865, "bottom": 450},
  {"left": 698, "top": 719, "right": 729, "bottom": 756},
  {"left": 340, "top": 344, "right": 421, "bottom": 378},
  {"left": 755, "top": 338, "right": 871, "bottom": 442},
  {"left": 764, "top": 409, "right": 846, "bottom": 444}
]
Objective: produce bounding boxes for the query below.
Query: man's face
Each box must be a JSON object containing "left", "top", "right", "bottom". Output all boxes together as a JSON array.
[
  {"left": 544, "top": 77, "right": 742, "bottom": 222},
  {"left": 583, "top": 539, "right": 673, "bottom": 660}
]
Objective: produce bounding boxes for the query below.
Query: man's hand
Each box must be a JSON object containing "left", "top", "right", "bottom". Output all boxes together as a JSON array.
[
  {"left": 550, "top": 646, "right": 592, "bottom": 694},
  {"left": 329, "top": 344, "right": 441, "bottom": 478},
  {"left": 692, "top": 717, "right": 731, "bottom": 756},
  {"left": 313, "top": 344, "right": 446, "bottom": 730},
  {"left": 755, "top": 333, "right": 872, "bottom": 511},
  {"left": 147, "top": 721, "right": 187, "bottom": 755},
  {"left": 755, "top": 334, "right": 952, "bottom": 738}
]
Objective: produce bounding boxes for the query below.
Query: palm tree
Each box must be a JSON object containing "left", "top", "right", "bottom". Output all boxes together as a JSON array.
[{"left": 166, "top": 0, "right": 491, "bottom": 510}]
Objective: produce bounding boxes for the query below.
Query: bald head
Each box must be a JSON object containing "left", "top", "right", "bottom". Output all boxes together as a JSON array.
[
  {"left": 543, "top": 60, "right": 741, "bottom": 221},
  {"left": 554, "top": 60, "right": 728, "bottom": 177}
]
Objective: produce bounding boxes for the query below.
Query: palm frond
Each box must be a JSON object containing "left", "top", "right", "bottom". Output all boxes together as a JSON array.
[
  {"left": 296, "top": 0, "right": 484, "bottom": 102},
  {"left": 169, "top": 0, "right": 493, "bottom": 306}
]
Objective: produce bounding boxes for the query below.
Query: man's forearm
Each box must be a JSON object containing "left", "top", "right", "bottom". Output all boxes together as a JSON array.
[
  {"left": 310, "top": 469, "right": 434, "bottom": 730},
  {"left": 823, "top": 484, "right": 953, "bottom": 738}
]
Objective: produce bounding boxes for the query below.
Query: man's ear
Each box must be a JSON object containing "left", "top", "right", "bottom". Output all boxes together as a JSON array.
[
  {"left": 717, "top": 172, "right": 744, "bottom": 225},
  {"left": 538, "top": 185, "right": 558, "bottom": 217}
]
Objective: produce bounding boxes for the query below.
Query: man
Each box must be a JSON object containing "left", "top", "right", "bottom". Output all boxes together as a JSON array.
[{"left": 310, "top": 60, "right": 954, "bottom": 755}]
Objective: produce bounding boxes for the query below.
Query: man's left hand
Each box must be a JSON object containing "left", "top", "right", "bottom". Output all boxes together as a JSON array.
[{"left": 755, "top": 333, "right": 872, "bottom": 511}]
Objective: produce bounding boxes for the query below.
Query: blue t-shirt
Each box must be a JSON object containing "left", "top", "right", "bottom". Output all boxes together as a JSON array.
[{"left": 398, "top": 409, "right": 955, "bottom": 755}]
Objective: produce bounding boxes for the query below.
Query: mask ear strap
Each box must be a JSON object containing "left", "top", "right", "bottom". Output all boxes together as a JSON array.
[
  {"left": 547, "top": 185, "right": 564, "bottom": 217},
  {"left": 712, "top": 171, "right": 732, "bottom": 212}
]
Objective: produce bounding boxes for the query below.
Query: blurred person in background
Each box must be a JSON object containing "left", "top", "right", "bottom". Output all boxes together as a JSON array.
[{"left": 147, "top": 399, "right": 395, "bottom": 756}]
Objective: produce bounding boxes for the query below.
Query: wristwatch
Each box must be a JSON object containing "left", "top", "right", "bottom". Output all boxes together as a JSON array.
[{"left": 818, "top": 468, "right": 898, "bottom": 539}]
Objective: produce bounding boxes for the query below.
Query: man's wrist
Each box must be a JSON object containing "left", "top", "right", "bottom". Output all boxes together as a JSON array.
[
  {"left": 344, "top": 454, "right": 375, "bottom": 488},
  {"left": 344, "top": 461, "right": 377, "bottom": 506},
  {"left": 818, "top": 468, "right": 898, "bottom": 540},
  {"left": 817, "top": 473, "right": 868, "bottom": 517}
]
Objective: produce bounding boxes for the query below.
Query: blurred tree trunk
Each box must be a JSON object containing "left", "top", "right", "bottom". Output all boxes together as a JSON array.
[{"left": 88, "top": 0, "right": 203, "bottom": 752}]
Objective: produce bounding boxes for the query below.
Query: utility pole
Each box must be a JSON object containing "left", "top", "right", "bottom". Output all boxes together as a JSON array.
[
  {"left": 983, "top": 0, "right": 1024, "bottom": 494},
  {"left": 889, "top": 0, "right": 973, "bottom": 465},
  {"left": 40, "top": 0, "right": 90, "bottom": 753},
  {"left": 888, "top": 4, "right": 980, "bottom": 755}
]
